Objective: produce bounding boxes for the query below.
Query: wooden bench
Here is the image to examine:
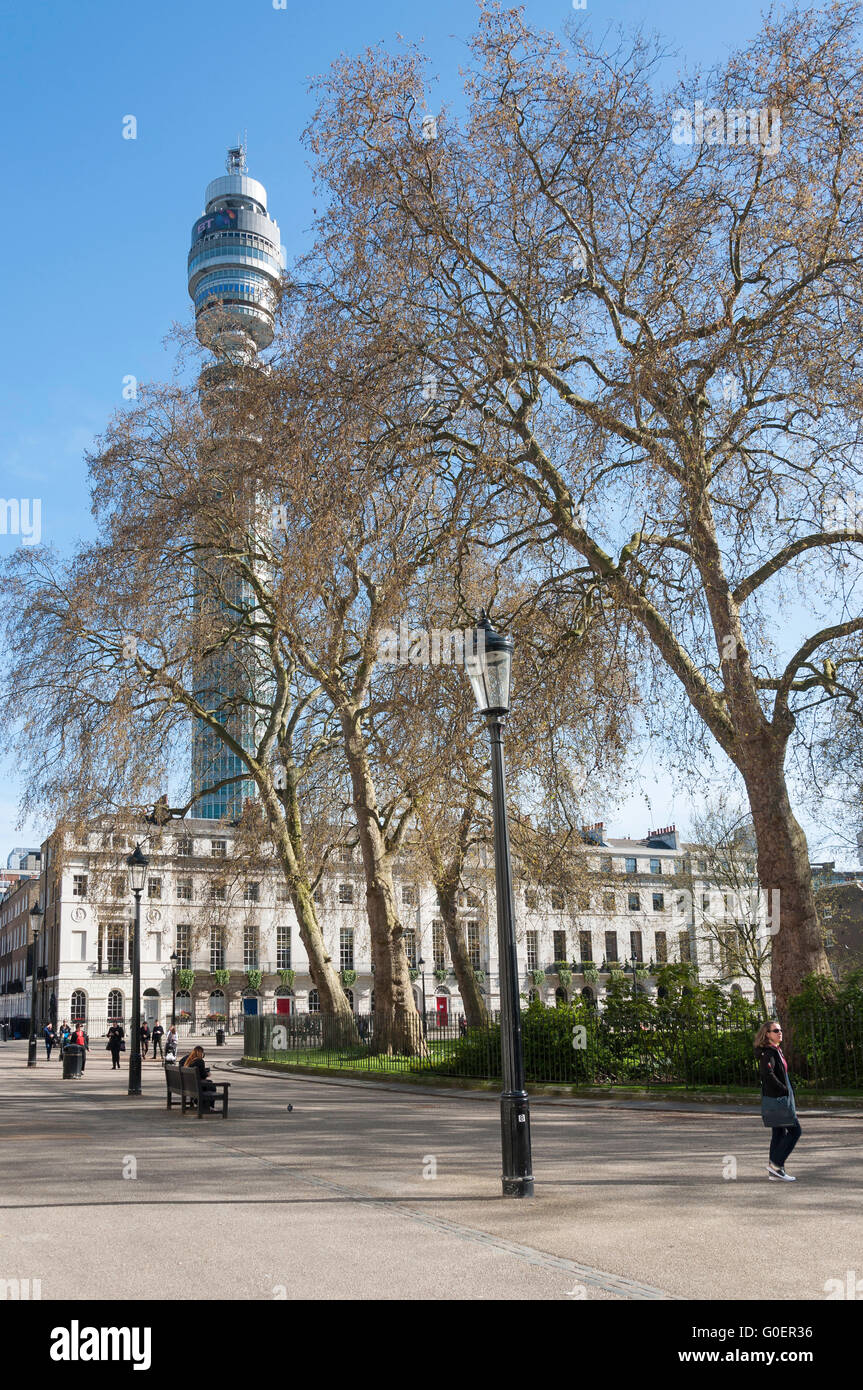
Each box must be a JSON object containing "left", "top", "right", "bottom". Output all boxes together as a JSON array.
[{"left": 165, "top": 1064, "right": 230, "bottom": 1118}]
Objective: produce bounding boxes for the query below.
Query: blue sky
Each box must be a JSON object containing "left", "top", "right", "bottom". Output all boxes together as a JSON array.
[{"left": 0, "top": 0, "right": 852, "bottom": 861}]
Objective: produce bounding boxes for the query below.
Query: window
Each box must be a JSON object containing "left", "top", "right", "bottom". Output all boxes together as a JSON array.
[
  {"left": 602, "top": 891, "right": 615, "bottom": 912},
  {"left": 526, "top": 930, "right": 538, "bottom": 970},
  {"left": 70, "top": 989, "right": 87, "bottom": 1022},
  {"left": 210, "top": 926, "right": 225, "bottom": 972},
  {"left": 466, "top": 921, "right": 481, "bottom": 970},
  {"left": 312, "top": 886, "right": 323, "bottom": 905},
  {"left": 107, "top": 989, "right": 124, "bottom": 1021},
  {"left": 655, "top": 931, "right": 667, "bottom": 964},
  {"left": 652, "top": 892, "right": 665, "bottom": 912},
  {"left": 112, "top": 876, "right": 126, "bottom": 899},
  {"left": 210, "top": 839, "right": 227, "bottom": 859},
  {"left": 551, "top": 889, "right": 565, "bottom": 911},
  {"left": 176, "top": 837, "right": 193, "bottom": 857},
  {"left": 403, "top": 928, "right": 417, "bottom": 969},
  {"left": 244, "top": 882, "right": 260, "bottom": 904},
  {"left": 276, "top": 884, "right": 291, "bottom": 903},
  {"left": 243, "top": 924, "right": 259, "bottom": 969},
  {"left": 335, "top": 845, "right": 352, "bottom": 863},
  {"left": 208, "top": 990, "right": 225, "bottom": 1016},
  {"left": 106, "top": 923, "right": 125, "bottom": 971},
  {"left": 628, "top": 891, "right": 640, "bottom": 912},
  {"left": 679, "top": 932, "right": 692, "bottom": 963},
  {"left": 308, "top": 988, "right": 320, "bottom": 1014},
  {"left": 344, "top": 989, "right": 354, "bottom": 1010},
  {"left": 625, "top": 856, "right": 637, "bottom": 875},
  {"left": 72, "top": 875, "right": 88, "bottom": 898},
  {"left": 176, "top": 924, "right": 190, "bottom": 970},
  {"left": 650, "top": 858, "right": 662, "bottom": 876},
  {"left": 338, "top": 883, "right": 354, "bottom": 905},
  {"left": 604, "top": 931, "right": 618, "bottom": 963},
  {"left": 340, "top": 927, "right": 354, "bottom": 971},
  {"left": 553, "top": 929, "right": 567, "bottom": 962},
  {"left": 147, "top": 878, "right": 161, "bottom": 900},
  {"left": 175, "top": 991, "right": 191, "bottom": 1019},
  {"left": 432, "top": 920, "right": 446, "bottom": 968},
  {"left": 576, "top": 890, "right": 590, "bottom": 912},
  {"left": 579, "top": 931, "right": 593, "bottom": 962},
  {"left": 630, "top": 930, "right": 643, "bottom": 962},
  {"left": 401, "top": 885, "right": 417, "bottom": 907},
  {"left": 525, "top": 890, "right": 538, "bottom": 911},
  {"left": 211, "top": 882, "right": 226, "bottom": 903},
  {"left": 176, "top": 878, "right": 192, "bottom": 902},
  {"left": 702, "top": 893, "right": 711, "bottom": 912},
  {"left": 276, "top": 925, "right": 292, "bottom": 969}
]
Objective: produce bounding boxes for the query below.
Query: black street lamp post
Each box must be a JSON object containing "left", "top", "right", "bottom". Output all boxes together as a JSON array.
[
  {"left": 630, "top": 953, "right": 639, "bottom": 998},
  {"left": 27, "top": 902, "right": 43, "bottom": 1067},
  {"left": 417, "top": 957, "right": 428, "bottom": 1037},
  {"left": 466, "top": 613, "right": 534, "bottom": 1198},
  {"left": 170, "top": 952, "right": 178, "bottom": 1027},
  {"left": 127, "top": 844, "right": 149, "bottom": 1096}
]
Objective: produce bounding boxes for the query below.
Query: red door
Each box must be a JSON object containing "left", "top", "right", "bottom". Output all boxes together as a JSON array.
[
  {"left": 436, "top": 996, "right": 448, "bottom": 1027},
  {"left": 276, "top": 997, "right": 292, "bottom": 1015}
]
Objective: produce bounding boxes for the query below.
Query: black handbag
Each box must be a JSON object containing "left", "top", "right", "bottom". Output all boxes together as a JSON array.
[{"left": 761, "top": 1091, "right": 796, "bottom": 1127}]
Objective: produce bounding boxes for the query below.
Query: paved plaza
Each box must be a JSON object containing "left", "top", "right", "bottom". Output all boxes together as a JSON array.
[{"left": 0, "top": 1039, "right": 860, "bottom": 1301}]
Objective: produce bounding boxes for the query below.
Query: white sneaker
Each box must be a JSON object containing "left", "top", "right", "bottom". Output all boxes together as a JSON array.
[{"left": 770, "top": 1166, "right": 796, "bottom": 1181}]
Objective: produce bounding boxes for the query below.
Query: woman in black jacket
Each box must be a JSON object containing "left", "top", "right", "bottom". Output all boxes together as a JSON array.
[
  {"left": 179, "top": 1046, "right": 217, "bottom": 1111},
  {"left": 755, "top": 1020, "right": 801, "bottom": 1181}
]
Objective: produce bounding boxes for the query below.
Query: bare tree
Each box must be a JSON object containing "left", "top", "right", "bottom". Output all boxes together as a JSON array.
[{"left": 302, "top": 0, "right": 863, "bottom": 1012}]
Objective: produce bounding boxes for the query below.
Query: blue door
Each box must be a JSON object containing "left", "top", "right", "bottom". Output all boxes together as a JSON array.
[{"left": 243, "top": 997, "right": 259, "bottom": 1016}]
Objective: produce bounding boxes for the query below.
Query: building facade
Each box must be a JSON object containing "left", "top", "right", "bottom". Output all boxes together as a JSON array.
[{"left": 0, "top": 816, "right": 772, "bottom": 1034}]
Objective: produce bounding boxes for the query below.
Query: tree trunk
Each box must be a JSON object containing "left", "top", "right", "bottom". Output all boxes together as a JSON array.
[
  {"left": 258, "top": 780, "right": 355, "bottom": 1026},
  {"left": 340, "top": 712, "right": 425, "bottom": 1055},
  {"left": 737, "top": 741, "right": 830, "bottom": 1020}
]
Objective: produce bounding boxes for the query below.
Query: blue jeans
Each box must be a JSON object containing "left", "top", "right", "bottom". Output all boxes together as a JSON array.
[{"left": 769, "top": 1121, "right": 802, "bottom": 1168}]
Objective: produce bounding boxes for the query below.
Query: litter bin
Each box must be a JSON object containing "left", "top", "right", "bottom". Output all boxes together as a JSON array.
[
  {"left": 216, "top": 1028, "right": 225, "bottom": 1047},
  {"left": 62, "top": 1044, "right": 85, "bottom": 1079}
]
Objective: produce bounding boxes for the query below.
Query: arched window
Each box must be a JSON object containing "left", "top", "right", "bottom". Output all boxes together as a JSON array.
[
  {"left": 344, "top": 989, "right": 354, "bottom": 1010},
  {"left": 555, "top": 987, "right": 568, "bottom": 1006},
  {"left": 308, "top": 989, "right": 320, "bottom": 1014},
  {"left": 527, "top": 989, "right": 538, "bottom": 1004},
  {"left": 70, "top": 990, "right": 87, "bottom": 1023},
  {"left": 107, "top": 989, "right": 124, "bottom": 1021},
  {"left": 581, "top": 986, "right": 596, "bottom": 1006},
  {"left": 175, "top": 990, "right": 191, "bottom": 1019},
  {"left": 208, "top": 989, "right": 225, "bottom": 1016}
]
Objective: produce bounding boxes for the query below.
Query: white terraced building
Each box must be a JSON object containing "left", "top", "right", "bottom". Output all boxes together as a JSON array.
[{"left": 12, "top": 817, "right": 771, "bottom": 1037}]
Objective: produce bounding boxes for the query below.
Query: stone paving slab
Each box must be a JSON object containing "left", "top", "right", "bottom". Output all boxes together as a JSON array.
[{"left": 0, "top": 1039, "right": 859, "bottom": 1301}]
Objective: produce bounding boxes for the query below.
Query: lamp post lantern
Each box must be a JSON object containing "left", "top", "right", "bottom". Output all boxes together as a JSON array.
[
  {"left": 466, "top": 613, "right": 534, "bottom": 1198},
  {"left": 127, "top": 844, "right": 149, "bottom": 1096},
  {"left": 27, "top": 902, "right": 43, "bottom": 1067}
]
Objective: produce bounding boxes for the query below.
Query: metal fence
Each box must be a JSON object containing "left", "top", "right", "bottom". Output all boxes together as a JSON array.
[{"left": 243, "top": 1008, "right": 863, "bottom": 1090}]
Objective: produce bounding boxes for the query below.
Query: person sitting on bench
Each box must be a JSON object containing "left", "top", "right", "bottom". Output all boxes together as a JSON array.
[{"left": 179, "top": 1046, "right": 217, "bottom": 1111}]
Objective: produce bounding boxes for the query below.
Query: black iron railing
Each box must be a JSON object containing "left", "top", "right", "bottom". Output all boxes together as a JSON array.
[{"left": 243, "top": 1008, "right": 863, "bottom": 1090}]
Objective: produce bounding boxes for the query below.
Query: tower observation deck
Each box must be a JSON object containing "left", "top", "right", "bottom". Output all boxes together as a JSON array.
[
  {"left": 188, "top": 146, "right": 282, "bottom": 819},
  {"left": 188, "top": 144, "right": 284, "bottom": 359}
]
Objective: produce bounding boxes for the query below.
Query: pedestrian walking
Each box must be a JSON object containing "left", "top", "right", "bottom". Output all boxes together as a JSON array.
[
  {"left": 72, "top": 1022, "right": 89, "bottom": 1072},
  {"left": 151, "top": 1021, "right": 165, "bottom": 1060},
  {"left": 106, "top": 1022, "right": 124, "bottom": 1070},
  {"left": 59, "top": 1021, "right": 71, "bottom": 1054},
  {"left": 755, "top": 1020, "right": 801, "bottom": 1181},
  {"left": 139, "top": 1021, "right": 150, "bottom": 1058},
  {"left": 43, "top": 1022, "right": 56, "bottom": 1059}
]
